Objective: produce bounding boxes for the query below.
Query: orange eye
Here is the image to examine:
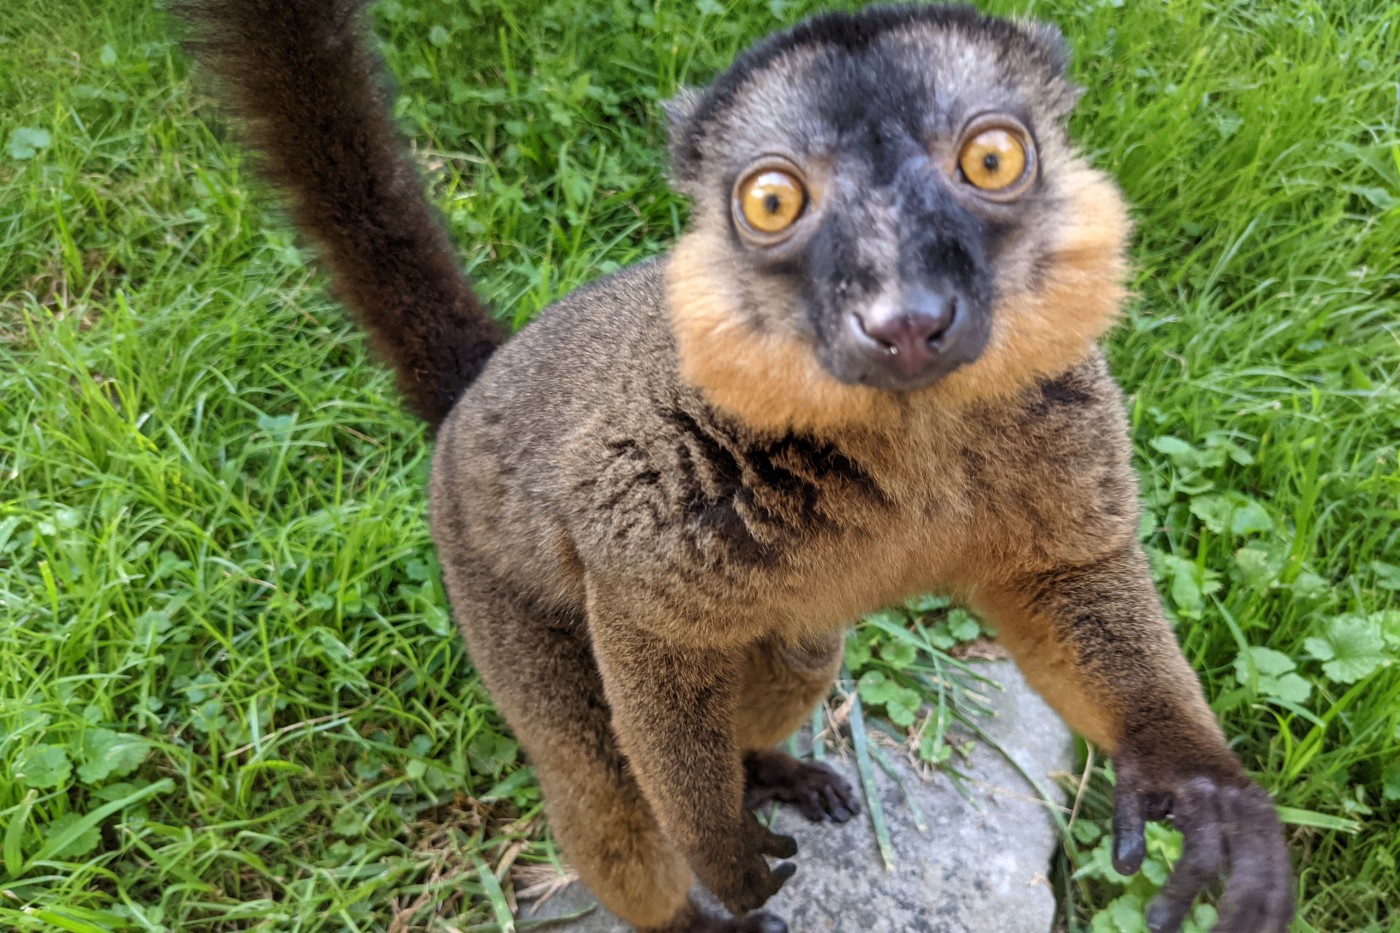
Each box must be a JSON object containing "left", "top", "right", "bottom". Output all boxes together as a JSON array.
[
  {"left": 736, "top": 169, "right": 807, "bottom": 235},
  {"left": 958, "top": 128, "right": 1029, "bottom": 192}
]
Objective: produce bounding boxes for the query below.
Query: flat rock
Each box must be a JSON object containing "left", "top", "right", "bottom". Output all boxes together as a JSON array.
[{"left": 518, "top": 661, "right": 1074, "bottom": 933}]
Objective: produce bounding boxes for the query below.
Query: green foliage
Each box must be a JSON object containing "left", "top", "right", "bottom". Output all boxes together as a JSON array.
[
  {"left": 1305, "top": 612, "right": 1397, "bottom": 685},
  {"left": 5, "top": 127, "right": 52, "bottom": 160},
  {"left": 1, "top": 0, "right": 1396, "bottom": 930},
  {"left": 75, "top": 729, "right": 150, "bottom": 785},
  {"left": 1073, "top": 819, "right": 1219, "bottom": 933},
  {"left": 848, "top": 598, "right": 987, "bottom": 764},
  {"left": 1233, "top": 646, "right": 1312, "bottom": 705},
  {"left": 13, "top": 745, "right": 71, "bottom": 790}
]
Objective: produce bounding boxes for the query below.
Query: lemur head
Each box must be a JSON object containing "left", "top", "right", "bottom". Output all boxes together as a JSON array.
[{"left": 666, "top": 4, "right": 1130, "bottom": 431}]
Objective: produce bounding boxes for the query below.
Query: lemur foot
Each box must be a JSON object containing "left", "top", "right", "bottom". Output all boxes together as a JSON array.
[
  {"left": 705, "top": 912, "right": 788, "bottom": 933},
  {"left": 652, "top": 900, "right": 787, "bottom": 933},
  {"left": 743, "top": 748, "right": 859, "bottom": 823}
]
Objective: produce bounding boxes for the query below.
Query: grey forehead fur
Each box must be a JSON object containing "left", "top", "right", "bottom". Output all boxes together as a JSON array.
[{"left": 666, "top": 3, "right": 1079, "bottom": 190}]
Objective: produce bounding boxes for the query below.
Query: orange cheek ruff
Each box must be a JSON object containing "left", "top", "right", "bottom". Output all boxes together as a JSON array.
[
  {"left": 938, "top": 164, "right": 1132, "bottom": 407},
  {"left": 667, "top": 234, "right": 890, "bottom": 435}
]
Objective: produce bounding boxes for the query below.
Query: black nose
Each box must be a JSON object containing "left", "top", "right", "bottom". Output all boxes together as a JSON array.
[{"left": 851, "top": 285, "right": 963, "bottom": 376}]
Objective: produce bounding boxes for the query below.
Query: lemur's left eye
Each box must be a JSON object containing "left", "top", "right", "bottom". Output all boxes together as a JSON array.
[
  {"left": 958, "top": 127, "right": 1030, "bottom": 193},
  {"left": 735, "top": 168, "right": 808, "bottom": 237}
]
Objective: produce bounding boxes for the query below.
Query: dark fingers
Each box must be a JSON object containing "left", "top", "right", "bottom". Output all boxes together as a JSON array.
[{"left": 1146, "top": 779, "right": 1225, "bottom": 933}]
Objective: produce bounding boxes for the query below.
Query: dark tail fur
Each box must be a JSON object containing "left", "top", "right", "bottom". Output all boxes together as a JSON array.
[{"left": 178, "top": 0, "right": 503, "bottom": 426}]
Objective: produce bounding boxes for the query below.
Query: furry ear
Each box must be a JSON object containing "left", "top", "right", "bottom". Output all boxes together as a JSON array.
[
  {"left": 663, "top": 86, "right": 707, "bottom": 188},
  {"left": 1018, "top": 19, "right": 1083, "bottom": 121},
  {"left": 1023, "top": 20, "right": 1070, "bottom": 78},
  {"left": 663, "top": 86, "right": 703, "bottom": 130}
]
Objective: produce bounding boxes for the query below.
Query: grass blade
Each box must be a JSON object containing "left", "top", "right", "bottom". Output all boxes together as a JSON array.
[
  {"left": 26, "top": 780, "right": 173, "bottom": 871},
  {"left": 4, "top": 790, "right": 36, "bottom": 878},
  {"left": 473, "top": 856, "right": 516, "bottom": 933},
  {"left": 868, "top": 742, "right": 927, "bottom": 834},
  {"left": 1275, "top": 807, "right": 1361, "bottom": 834},
  {"left": 847, "top": 683, "right": 895, "bottom": 871}
]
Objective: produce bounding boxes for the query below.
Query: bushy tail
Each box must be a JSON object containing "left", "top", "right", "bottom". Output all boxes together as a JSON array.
[{"left": 178, "top": 0, "right": 502, "bottom": 426}]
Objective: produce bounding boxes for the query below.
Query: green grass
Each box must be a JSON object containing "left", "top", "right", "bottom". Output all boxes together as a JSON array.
[{"left": 1, "top": 0, "right": 1396, "bottom": 930}]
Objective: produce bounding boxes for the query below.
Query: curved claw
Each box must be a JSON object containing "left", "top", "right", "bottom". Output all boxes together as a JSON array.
[
  {"left": 1112, "top": 789, "right": 1146, "bottom": 875},
  {"left": 721, "top": 859, "right": 795, "bottom": 915},
  {"left": 1114, "top": 787, "right": 1177, "bottom": 875},
  {"left": 763, "top": 831, "right": 798, "bottom": 859}
]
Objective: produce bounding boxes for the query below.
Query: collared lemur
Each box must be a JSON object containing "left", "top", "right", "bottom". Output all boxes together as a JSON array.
[{"left": 178, "top": 2, "right": 1294, "bottom": 931}]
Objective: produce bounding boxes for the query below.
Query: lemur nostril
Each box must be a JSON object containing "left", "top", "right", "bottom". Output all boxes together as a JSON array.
[
  {"left": 926, "top": 296, "right": 958, "bottom": 346},
  {"left": 854, "top": 311, "right": 895, "bottom": 351}
]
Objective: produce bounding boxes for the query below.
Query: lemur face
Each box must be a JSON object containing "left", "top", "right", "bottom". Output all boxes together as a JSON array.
[{"left": 668, "top": 4, "right": 1126, "bottom": 396}]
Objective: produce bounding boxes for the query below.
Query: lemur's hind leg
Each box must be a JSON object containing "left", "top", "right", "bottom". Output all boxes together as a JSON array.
[
  {"left": 735, "top": 635, "right": 859, "bottom": 824},
  {"left": 647, "top": 901, "right": 789, "bottom": 933},
  {"left": 446, "top": 564, "right": 784, "bottom": 932},
  {"left": 444, "top": 567, "right": 687, "bottom": 928}
]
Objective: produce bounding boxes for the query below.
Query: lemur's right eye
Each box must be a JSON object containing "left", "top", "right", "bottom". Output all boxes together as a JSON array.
[
  {"left": 953, "top": 116, "right": 1036, "bottom": 200},
  {"left": 959, "top": 129, "right": 1026, "bottom": 191},
  {"left": 735, "top": 167, "right": 808, "bottom": 238}
]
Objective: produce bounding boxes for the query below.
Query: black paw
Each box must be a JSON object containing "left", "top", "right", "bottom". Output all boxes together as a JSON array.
[
  {"left": 732, "top": 911, "right": 788, "bottom": 933},
  {"left": 744, "top": 752, "right": 860, "bottom": 824},
  {"left": 686, "top": 905, "right": 788, "bottom": 933},
  {"left": 1113, "top": 764, "right": 1294, "bottom": 933},
  {"left": 701, "top": 812, "right": 797, "bottom": 916},
  {"left": 715, "top": 854, "right": 795, "bottom": 915}
]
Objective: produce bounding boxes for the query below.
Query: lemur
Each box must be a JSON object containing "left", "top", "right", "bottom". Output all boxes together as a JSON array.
[{"left": 176, "top": 2, "right": 1295, "bottom": 931}]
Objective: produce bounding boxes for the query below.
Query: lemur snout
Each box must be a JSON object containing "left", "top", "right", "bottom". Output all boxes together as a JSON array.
[{"left": 849, "top": 284, "right": 966, "bottom": 378}]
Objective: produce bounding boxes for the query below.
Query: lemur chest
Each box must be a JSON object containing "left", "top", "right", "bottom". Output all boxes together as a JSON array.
[
  {"left": 564, "top": 396, "right": 1132, "bottom": 638},
  {"left": 695, "top": 448, "right": 1127, "bottom": 639},
  {"left": 567, "top": 415, "right": 977, "bottom": 628}
]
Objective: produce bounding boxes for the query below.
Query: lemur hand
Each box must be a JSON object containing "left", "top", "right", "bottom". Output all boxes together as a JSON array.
[
  {"left": 1111, "top": 757, "right": 1294, "bottom": 933},
  {"left": 702, "top": 811, "right": 797, "bottom": 914}
]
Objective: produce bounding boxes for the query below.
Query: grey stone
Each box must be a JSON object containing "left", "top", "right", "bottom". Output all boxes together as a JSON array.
[{"left": 518, "top": 661, "right": 1074, "bottom": 933}]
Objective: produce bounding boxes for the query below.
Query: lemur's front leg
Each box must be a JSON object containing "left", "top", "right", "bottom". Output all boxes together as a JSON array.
[
  {"left": 976, "top": 543, "right": 1294, "bottom": 933},
  {"left": 587, "top": 579, "right": 798, "bottom": 916}
]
